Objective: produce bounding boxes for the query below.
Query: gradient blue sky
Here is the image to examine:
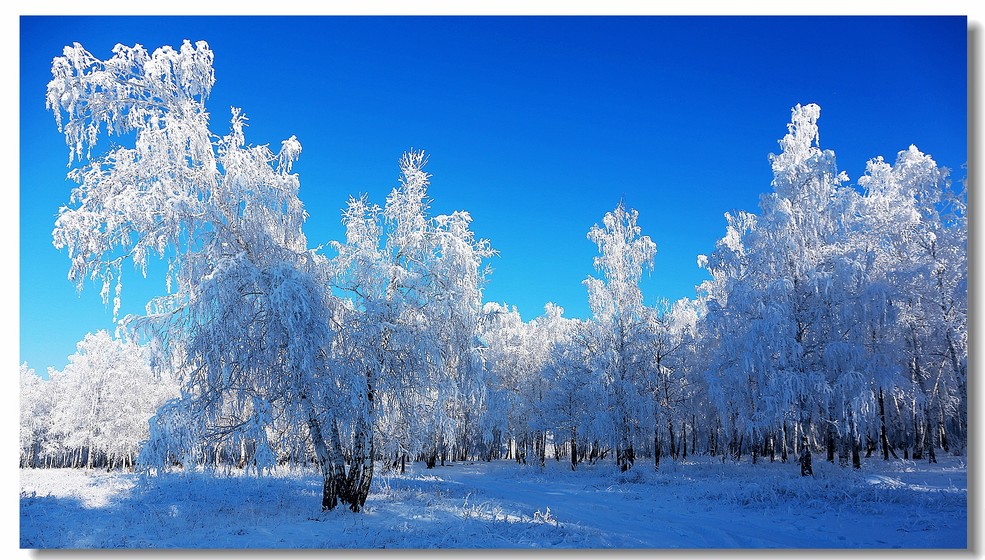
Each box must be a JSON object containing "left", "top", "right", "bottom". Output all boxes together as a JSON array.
[{"left": 19, "top": 15, "right": 968, "bottom": 375}]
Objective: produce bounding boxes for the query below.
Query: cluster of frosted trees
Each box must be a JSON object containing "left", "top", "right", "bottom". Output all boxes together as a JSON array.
[
  {"left": 20, "top": 331, "right": 178, "bottom": 469},
  {"left": 485, "top": 104, "right": 968, "bottom": 472},
  {"left": 697, "top": 106, "right": 967, "bottom": 467},
  {"left": 28, "top": 41, "right": 966, "bottom": 511}
]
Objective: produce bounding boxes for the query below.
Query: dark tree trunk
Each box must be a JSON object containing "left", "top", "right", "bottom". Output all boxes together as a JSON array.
[
  {"left": 570, "top": 428, "right": 578, "bottom": 471},
  {"left": 668, "top": 420, "right": 677, "bottom": 460},
  {"left": 618, "top": 444, "right": 635, "bottom": 472},
  {"left": 781, "top": 423, "right": 788, "bottom": 463},
  {"left": 654, "top": 431, "right": 661, "bottom": 470},
  {"left": 799, "top": 437, "right": 813, "bottom": 477},
  {"left": 691, "top": 415, "right": 697, "bottom": 456},
  {"left": 826, "top": 422, "right": 836, "bottom": 463},
  {"left": 344, "top": 417, "right": 374, "bottom": 512},
  {"left": 925, "top": 415, "right": 938, "bottom": 464},
  {"left": 681, "top": 421, "right": 688, "bottom": 460},
  {"left": 879, "top": 388, "right": 893, "bottom": 461}
]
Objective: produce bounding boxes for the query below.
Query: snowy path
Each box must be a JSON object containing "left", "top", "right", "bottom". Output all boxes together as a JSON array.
[{"left": 20, "top": 456, "right": 967, "bottom": 549}]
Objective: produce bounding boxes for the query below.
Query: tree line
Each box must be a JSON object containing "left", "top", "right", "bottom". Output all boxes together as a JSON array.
[{"left": 23, "top": 41, "right": 966, "bottom": 512}]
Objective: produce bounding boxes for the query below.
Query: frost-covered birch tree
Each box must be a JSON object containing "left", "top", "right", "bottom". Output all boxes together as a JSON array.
[
  {"left": 429, "top": 207, "right": 496, "bottom": 462},
  {"left": 20, "top": 364, "right": 53, "bottom": 468},
  {"left": 584, "top": 201, "right": 656, "bottom": 471},
  {"left": 480, "top": 302, "right": 565, "bottom": 465},
  {"left": 46, "top": 41, "right": 368, "bottom": 510},
  {"left": 478, "top": 302, "right": 530, "bottom": 461},
  {"left": 521, "top": 303, "right": 577, "bottom": 467},
  {"left": 330, "top": 151, "right": 494, "bottom": 473}
]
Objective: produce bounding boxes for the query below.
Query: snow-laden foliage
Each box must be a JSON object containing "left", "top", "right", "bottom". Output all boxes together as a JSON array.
[{"left": 48, "top": 41, "right": 217, "bottom": 319}]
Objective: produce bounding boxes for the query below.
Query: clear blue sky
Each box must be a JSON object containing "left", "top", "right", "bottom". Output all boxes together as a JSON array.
[{"left": 19, "top": 16, "right": 968, "bottom": 375}]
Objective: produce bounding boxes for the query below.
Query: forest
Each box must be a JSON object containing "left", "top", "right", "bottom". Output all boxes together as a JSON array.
[{"left": 21, "top": 40, "right": 967, "bottom": 515}]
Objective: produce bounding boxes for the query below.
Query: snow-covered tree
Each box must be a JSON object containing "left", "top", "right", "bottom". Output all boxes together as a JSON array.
[
  {"left": 584, "top": 201, "right": 656, "bottom": 471},
  {"left": 46, "top": 41, "right": 367, "bottom": 510},
  {"left": 479, "top": 302, "right": 567, "bottom": 466},
  {"left": 330, "top": 151, "right": 495, "bottom": 475},
  {"left": 520, "top": 303, "right": 578, "bottom": 467},
  {"left": 20, "top": 364, "right": 53, "bottom": 468},
  {"left": 478, "top": 302, "right": 529, "bottom": 461}
]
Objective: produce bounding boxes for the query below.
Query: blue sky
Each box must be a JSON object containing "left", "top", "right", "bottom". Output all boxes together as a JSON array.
[{"left": 19, "top": 15, "right": 967, "bottom": 375}]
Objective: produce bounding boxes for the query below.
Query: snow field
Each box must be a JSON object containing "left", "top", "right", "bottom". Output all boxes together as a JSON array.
[{"left": 20, "top": 454, "right": 966, "bottom": 549}]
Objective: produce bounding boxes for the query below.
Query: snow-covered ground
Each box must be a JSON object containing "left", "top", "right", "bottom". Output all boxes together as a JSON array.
[{"left": 20, "top": 454, "right": 967, "bottom": 549}]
